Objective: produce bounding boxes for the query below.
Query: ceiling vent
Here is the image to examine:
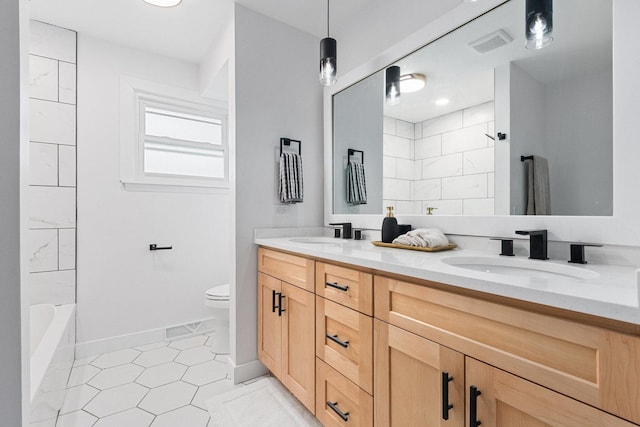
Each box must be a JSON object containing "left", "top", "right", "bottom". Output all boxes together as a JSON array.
[{"left": 468, "top": 29, "right": 513, "bottom": 54}]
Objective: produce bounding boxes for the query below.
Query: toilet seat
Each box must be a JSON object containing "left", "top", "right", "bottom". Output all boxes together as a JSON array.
[{"left": 206, "top": 284, "right": 229, "bottom": 301}]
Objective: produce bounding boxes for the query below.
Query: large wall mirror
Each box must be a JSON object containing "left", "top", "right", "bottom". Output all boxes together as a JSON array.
[{"left": 332, "top": 0, "right": 612, "bottom": 217}]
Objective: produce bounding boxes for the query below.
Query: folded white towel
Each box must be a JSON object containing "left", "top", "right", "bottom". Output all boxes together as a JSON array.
[{"left": 392, "top": 228, "right": 449, "bottom": 248}]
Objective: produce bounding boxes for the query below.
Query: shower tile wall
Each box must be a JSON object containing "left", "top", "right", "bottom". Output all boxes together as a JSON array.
[
  {"left": 28, "top": 21, "right": 77, "bottom": 305},
  {"left": 383, "top": 101, "right": 495, "bottom": 215}
]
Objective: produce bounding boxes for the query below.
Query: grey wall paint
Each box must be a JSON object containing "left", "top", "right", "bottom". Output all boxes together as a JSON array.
[
  {"left": 333, "top": 70, "right": 384, "bottom": 214},
  {"left": 233, "top": 5, "right": 323, "bottom": 368},
  {"left": 510, "top": 63, "right": 547, "bottom": 215},
  {"left": 0, "top": 1, "right": 25, "bottom": 425},
  {"left": 546, "top": 69, "right": 613, "bottom": 216}
]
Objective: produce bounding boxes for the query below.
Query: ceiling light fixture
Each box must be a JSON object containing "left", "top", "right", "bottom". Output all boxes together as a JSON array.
[
  {"left": 435, "top": 98, "right": 450, "bottom": 106},
  {"left": 526, "top": 0, "right": 553, "bottom": 50},
  {"left": 319, "top": 0, "right": 337, "bottom": 86},
  {"left": 385, "top": 66, "right": 401, "bottom": 105},
  {"left": 400, "top": 73, "right": 427, "bottom": 93},
  {"left": 143, "top": 0, "right": 182, "bottom": 7}
]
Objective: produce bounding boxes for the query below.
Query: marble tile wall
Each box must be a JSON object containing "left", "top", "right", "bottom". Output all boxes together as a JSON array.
[
  {"left": 383, "top": 101, "right": 495, "bottom": 216},
  {"left": 28, "top": 21, "right": 77, "bottom": 305}
]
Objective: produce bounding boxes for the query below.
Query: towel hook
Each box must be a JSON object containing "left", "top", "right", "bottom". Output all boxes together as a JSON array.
[
  {"left": 280, "top": 138, "right": 301, "bottom": 155},
  {"left": 347, "top": 148, "right": 364, "bottom": 164}
]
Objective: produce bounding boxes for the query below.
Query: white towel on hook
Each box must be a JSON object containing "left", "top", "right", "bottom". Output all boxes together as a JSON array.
[
  {"left": 279, "top": 152, "right": 303, "bottom": 203},
  {"left": 392, "top": 228, "right": 449, "bottom": 248},
  {"left": 347, "top": 161, "right": 367, "bottom": 204}
]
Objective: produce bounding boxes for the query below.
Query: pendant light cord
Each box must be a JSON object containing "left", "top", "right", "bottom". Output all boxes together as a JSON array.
[{"left": 327, "top": 0, "right": 330, "bottom": 37}]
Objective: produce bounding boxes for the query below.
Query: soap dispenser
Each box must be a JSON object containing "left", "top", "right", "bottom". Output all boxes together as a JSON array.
[{"left": 381, "top": 206, "right": 399, "bottom": 243}]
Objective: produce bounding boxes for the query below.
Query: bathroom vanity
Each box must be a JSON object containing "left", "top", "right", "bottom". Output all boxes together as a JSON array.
[{"left": 256, "top": 237, "right": 640, "bottom": 426}]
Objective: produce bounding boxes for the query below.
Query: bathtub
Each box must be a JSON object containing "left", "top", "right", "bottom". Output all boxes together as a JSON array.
[{"left": 30, "top": 304, "right": 75, "bottom": 426}]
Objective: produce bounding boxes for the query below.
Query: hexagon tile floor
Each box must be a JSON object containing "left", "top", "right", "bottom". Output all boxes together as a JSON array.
[{"left": 54, "top": 334, "right": 256, "bottom": 427}]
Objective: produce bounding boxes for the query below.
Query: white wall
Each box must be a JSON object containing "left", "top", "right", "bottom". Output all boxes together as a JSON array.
[
  {"left": 0, "top": 1, "right": 28, "bottom": 425},
  {"left": 28, "top": 21, "right": 78, "bottom": 306},
  {"left": 76, "top": 36, "right": 230, "bottom": 346},
  {"left": 336, "top": 0, "right": 462, "bottom": 75},
  {"left": 232, "top": 4, "right": 323, "bottom": 379}
]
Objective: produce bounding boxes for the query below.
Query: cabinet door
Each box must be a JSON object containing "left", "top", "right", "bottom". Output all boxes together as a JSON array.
[
  {"left": 257, "top": 273, "right": 281, "bottom": 378},
  {"left": 465, "top": 358, "right": 638, "bottom": 427},
  {"left": 374, "top": 320, "right": 464, "bottom": 427},
  {"left": 281, "top": 282, "right": 316, "bottom": 414}
]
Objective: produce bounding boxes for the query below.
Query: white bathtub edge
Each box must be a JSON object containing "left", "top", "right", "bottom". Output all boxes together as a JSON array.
[{"left": 30, "top": 304, "right": 75, "bottom": 403}]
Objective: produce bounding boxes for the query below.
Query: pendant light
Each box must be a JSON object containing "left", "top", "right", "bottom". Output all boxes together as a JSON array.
[
  {"left": 385, "top": 66, "right": 401, "bottom": 105},
  {"left": 320, "top": 0, "right": 337, "bottom": 86},
  {"left": 526, "top": 0, "right": 553, "bottom": 50}
]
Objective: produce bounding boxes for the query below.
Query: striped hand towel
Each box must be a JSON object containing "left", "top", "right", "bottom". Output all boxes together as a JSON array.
[
  {"left": 347, "top": 161, "right": 367, "bottom": 204},
  {"left": 279, "top": 152, "right": 303, "bottom": 203}
]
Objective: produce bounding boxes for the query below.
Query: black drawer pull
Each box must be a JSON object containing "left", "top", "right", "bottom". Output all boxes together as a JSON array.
[
  {"left": 326, "top": 334, "right": 350, "bottom": 348},
  {"left": 271, "top": 290, "right": 278, "bottom": 313},
  {"left": 470, "top": 385, "right": 482, "bottom": 426},
  {"left": 327, "top": 401, "right": 350, "bottom": 422},
  {"left": 278, "top": 293, "right": 286, "bottom": 316},
  {"left": 326, "top": 282, "right": 349, "bottom": 292},
  {"left": 442, "top": 371, "right": 453, "bottom": 420}
]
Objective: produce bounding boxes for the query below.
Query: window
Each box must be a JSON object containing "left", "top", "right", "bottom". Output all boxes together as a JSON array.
[{"left": 120, "top": 77, "right": 228, "bottom": 191}]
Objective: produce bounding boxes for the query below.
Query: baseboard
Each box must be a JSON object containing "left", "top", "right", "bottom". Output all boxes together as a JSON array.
[
  {"left": 230, "top": 358, "right": 268, "bottom": 384},
  {"left": 75, "top": 317, "right": 215, "bottom": 358}
]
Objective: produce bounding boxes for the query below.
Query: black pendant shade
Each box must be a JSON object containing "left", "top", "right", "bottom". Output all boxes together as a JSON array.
[
  {"left": 526, "top": 0, "right": 553, "bottom": 49},
  {"left": 385, "top": 66, "right": 401, "bottom": 105},
  {"left": 320, "top": 37, "right": 337, "bottom": 86}
]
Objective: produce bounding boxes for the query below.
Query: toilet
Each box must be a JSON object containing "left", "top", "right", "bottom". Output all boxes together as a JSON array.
[{"left": 205, "top": 284, "right": 230, "bottom": 354}]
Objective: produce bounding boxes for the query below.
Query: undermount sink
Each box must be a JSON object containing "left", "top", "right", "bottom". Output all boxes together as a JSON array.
[
  {"left": 288, "top": 237, "right": 342, "bottom": 245},
  {"left": 440, "top": 256, "right": 600, "bottom": 280}
]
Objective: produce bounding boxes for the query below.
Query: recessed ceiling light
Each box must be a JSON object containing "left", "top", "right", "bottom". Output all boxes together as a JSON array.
[
  {"left": 435, "top": 98, "right": 450, "bottom": 106},
  {"left": 143, "top": 0, "right": 182, "bottom": 7},
  {"left": 400, "top": 73, "right": 427, "bottom": 93}
]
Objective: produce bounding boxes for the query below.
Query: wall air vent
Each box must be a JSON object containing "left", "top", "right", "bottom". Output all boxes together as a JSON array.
[{"left": 468, "top": 29, "right": 513, "bottom": 54}]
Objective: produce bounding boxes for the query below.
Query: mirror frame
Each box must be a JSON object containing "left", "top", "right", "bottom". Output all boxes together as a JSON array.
[{"left": 324, "top": 0, "right": 640, "bottom": 246}]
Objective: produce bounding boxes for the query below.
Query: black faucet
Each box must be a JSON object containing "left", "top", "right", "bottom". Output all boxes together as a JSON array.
[
  {"left": 515, "top": 230, "right": 548, "bottom": 260},
  {"left": 329, "top": 223, "right": 352, "bottom": 239}
]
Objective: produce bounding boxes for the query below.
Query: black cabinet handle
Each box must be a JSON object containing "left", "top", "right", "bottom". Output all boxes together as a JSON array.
[
  {"left": 326, "top": 401, "right": 350, "bottom": 422},
  {"left": 470, "top": 385, "right": 482, "bottom": 426},
  {"left": 149, "top": 244, "right": 172, "bottom": 251},
  {"left": 326, "top": 282, "right": 349, "bottom": 292},
  {"left": 271, "top": 290, "right": 278, "bottom": 313},
  {"left": 442, "top": 372, "right": 454, "bottom": 420},
  {"left": 278, "top": 294, "right": 286, "bottom": 316},
  {"left": 326, "top": 334, "right": 350, "bottom": 348}
]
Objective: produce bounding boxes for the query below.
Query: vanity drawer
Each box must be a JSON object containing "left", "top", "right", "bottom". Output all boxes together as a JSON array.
[
  {"left": 257, "top": 247, "right": 315, "bottom": 292},
  {"left": 316, "top": 296, "right": 373, "bottom": 394},
  {"left": 316, "top": 262, "right": 373, "bottom": 315},
  {"left": 374, "top": 275, "right": 640, "bottom": 424},
  {"left": 316, "top": 358, "right": 373, "bottom": 427}
]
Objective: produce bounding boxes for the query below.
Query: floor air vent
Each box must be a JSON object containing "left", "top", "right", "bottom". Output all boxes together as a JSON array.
[{"left": 165, "top": 318, "right": 215, "bottom": 340}]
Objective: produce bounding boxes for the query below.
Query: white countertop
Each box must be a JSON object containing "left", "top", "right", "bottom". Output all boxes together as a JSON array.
[{"left": 255, "top": 234, "right": 640, "bottom": 325}]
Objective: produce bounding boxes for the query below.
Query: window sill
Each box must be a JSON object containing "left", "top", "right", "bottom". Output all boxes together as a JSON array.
[{"left": 121, "top": 180, "right": 229, "bottom": 194}]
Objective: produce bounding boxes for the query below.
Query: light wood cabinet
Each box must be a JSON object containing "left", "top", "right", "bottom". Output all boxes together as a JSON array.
[
  {"left": 316, "top": 296, "right": 373, "bottom": 394},
  {"left": 374, "top": 320, "right": 464, "bottom": 427},
  {"left": 465, "top": 357, "right": 638, "bottom": 427},
  {"left": 375, "top": 275, "right": 640, "bottom": 424},
  {"left": 257, "top": 249, "right": 316, "bottom": 414},
  {"left": 316, "top": 359, "right": 373, "bottom": 427},
  {"left": 316, "top": 262, "right": 373, "bottom": 315},
  {"left": 258, "top": 247, "right": 640, "bottom": 426}
]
